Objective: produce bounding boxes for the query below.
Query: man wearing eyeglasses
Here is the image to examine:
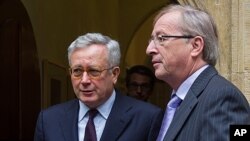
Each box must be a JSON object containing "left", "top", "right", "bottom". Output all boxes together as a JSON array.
[
  {"left": 146, "top": 4, "right": 250, "bottom": 141},
  {"left": 125, "top": 65, "right": 156, "bottom": 101},
  {"left": 34, "top": 33, "right": 163, "bottom": 141}
]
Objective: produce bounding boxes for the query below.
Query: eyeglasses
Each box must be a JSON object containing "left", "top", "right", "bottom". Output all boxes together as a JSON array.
[
  {"left": 128, "top": 82, "right": 151, "bottom": 92},
  {"left": 69, "top": 66, "right": 114, "bottom": 79},
  {"left": 149, "top": 34, "right": 194, "bottom": 47}
]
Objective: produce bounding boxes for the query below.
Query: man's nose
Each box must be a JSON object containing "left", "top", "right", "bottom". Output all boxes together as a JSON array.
[
  {"left": 136, "top": 86, "right": 142, "bottom": 93},
  {"left": 146, "top": 41, "right": 156, "bottom": 56},
  {"left": 80, "top": 72, "right": 91, "bottom": 83}
]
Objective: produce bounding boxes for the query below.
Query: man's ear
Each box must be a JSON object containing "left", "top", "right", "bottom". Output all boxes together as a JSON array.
[
  {"left": 112, "top": 67, "right": 120, "bottom": 84},
  {"left": 190, "top": 36, "right": 204, "bottom": 57}
]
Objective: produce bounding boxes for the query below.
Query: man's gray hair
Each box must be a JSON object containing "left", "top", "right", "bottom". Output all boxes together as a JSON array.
[
  {"left": 68, "top": 33, "right": 121, "bottom": 67},
  {"left": 154, "top": 4, "right": 219, "bottom": 66}
]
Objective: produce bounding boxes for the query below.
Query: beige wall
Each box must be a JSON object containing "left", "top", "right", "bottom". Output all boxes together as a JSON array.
[
  {"left": 21, "top": 0, "right": 250, "bottom": 105},
  {"left": 21, "top": 0, "right": 119, "bottom": 67},
  {"left": 231, "top": 0, "right": 250, "bottom": 102}
]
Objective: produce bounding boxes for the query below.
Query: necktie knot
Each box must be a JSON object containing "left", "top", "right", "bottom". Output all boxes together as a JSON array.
[
  {"left": 168, "top": 95, "right": 182, "bottom": 108},
  {"left": 88, "top": 109, "right": 98, "bottom": 119}
]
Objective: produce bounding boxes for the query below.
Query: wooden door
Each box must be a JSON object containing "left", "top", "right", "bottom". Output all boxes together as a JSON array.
[{"left": 0, "top": 0, "right": 41, "bottom": 140}]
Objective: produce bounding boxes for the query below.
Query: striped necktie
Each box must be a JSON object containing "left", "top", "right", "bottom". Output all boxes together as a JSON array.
[{"left": 157, "top": 94, "right": 182, "bottom": 141}]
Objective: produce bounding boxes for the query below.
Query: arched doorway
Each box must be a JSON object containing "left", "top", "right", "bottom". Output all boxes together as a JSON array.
[{"left": 0, "top": 0, "right": 41, "bottom": 140}]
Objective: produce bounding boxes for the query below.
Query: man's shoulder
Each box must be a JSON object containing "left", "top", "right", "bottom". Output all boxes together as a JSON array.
[{"left": 41, "top": 99, "right": 78, "bottom": 115}]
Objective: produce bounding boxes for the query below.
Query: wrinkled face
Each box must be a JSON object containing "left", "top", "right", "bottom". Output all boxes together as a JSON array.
[
  {"left": 146, "top": 11, "right": 194, "bottom": 85},
  {"left": 69, "top": 44, "right": 120, "bottom": 108},
  {"left": 127, "top": 73, "right": 152, "bottom": 101}
]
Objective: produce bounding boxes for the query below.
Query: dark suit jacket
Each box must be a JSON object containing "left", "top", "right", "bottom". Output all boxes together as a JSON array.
[
  {"left": 34, "top": 91, "right": 163, "bottom": 141},
  {"left": 163, "top": 66, "right": 250, "bottom": 141}
]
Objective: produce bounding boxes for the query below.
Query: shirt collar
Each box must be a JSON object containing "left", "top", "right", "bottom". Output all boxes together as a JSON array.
[
  {"left": 97, "top": 90, "right": 116, "bottom": 119},
  {"left": 78, "top": 89, "right": 116, "bottom": 121},
  {"left": 173, "top": 65, "right": 209, "bottom": 100}
]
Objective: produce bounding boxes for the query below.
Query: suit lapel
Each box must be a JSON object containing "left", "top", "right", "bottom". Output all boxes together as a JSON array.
[
  {"left": 164, "top": 66, "right": 218, "bottom": 141},
  {"left": 100, "top": 92, "right": 133, "bottom": 141},
  {"left": 59, "top": 99, "right": 79, "bottom": 141}
]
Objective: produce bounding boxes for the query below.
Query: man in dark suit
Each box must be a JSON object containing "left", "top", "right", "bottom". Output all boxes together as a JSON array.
[
  {"left": 34, "top": 33, "right": 163, "bottom": 141},
  {"left": 146, "top": 4, "right": 250, "bottom": 141}
]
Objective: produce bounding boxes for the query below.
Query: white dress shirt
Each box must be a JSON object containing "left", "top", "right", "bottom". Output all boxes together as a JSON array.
[
  {"left": 173, "top": 65, "right": 208, "bottom": 100},
  {"left": 78, "top": 90, "right": 116, "bottom": 141}
]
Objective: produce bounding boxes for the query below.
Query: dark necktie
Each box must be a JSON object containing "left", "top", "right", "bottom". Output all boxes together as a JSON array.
[
  {"left": 84, "top": 109, "right": 98, "bottom": 141},
  {"left": 157, "top": 94, "right": 182, "bottom": 141}
]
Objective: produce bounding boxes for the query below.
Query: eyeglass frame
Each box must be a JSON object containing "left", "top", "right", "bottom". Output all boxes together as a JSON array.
[
  {"left": 69, "top": 66, "right": 114, "bottom": 79},
  {"left": 149, "top": 34, "right": 194, "bottom": 47},
  {"left": 127, "top": 82, "right": 152, "bottom": 92}
]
